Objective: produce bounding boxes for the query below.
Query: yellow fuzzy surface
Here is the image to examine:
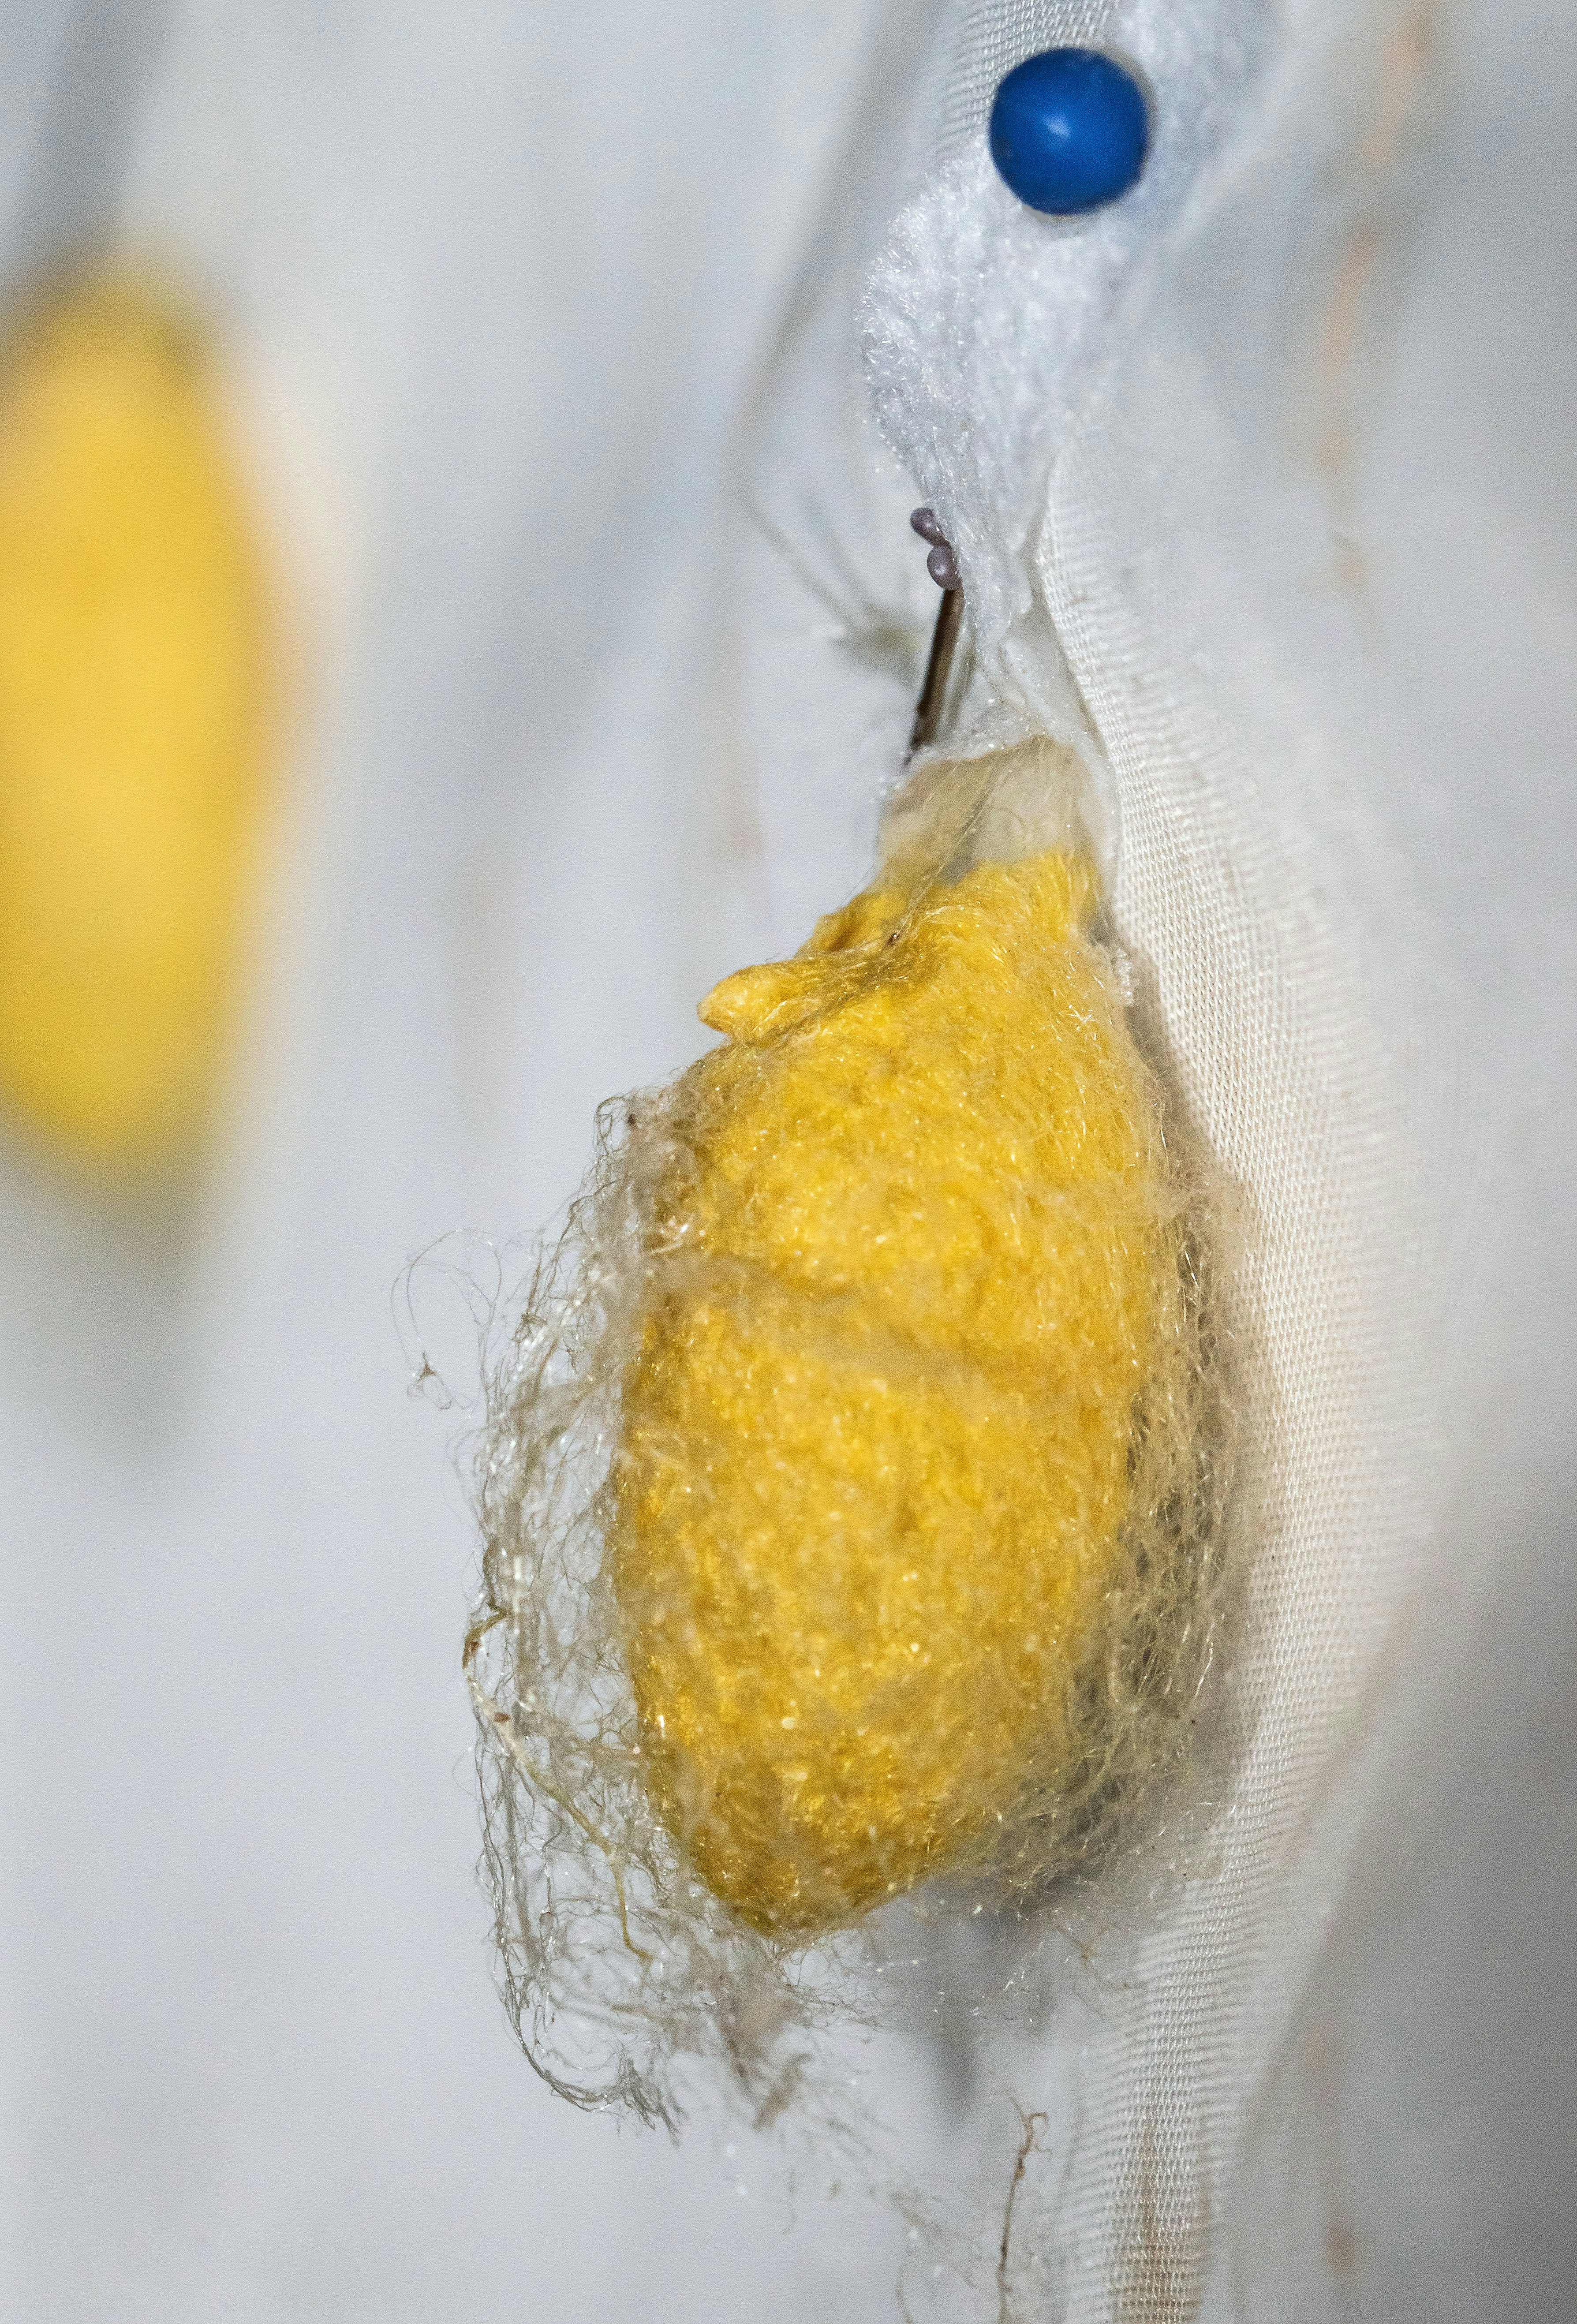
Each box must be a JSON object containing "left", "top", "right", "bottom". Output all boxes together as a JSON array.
[
  {"left": 612, "top": 846, "right": 1176, "bottom": 1936},
  {"left": 0, "top": 276, "right": 270, "bottom": 1171}
]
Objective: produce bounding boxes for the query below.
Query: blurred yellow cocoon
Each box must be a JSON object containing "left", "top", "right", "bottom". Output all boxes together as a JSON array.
[{"left": 0, "top": 274, "right": 272, "bottom": 1173}]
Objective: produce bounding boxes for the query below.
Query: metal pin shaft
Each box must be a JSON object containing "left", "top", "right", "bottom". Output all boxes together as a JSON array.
[
  {"left": 908, "top": 584, "right": 963, "bottom": 758},
  {"left": 906, "top": 507, "right": 963, "bottom": 759}
]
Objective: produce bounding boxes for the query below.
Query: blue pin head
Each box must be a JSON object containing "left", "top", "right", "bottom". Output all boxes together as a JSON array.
[{"left": 989, "top": 48, "right": 1151, "bottom": 217}]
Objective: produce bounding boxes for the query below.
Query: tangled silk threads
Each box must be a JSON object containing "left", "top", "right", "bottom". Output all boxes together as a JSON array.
[
  {"left": 619, "top": 848, "right": 1175, "bottom": 1932},
  {"left": 470, "top": 744, "right": 1222, "bottom": 2110}
]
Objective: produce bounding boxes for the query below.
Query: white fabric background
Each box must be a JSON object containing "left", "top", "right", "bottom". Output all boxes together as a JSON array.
[
  {"left": 726, "top": 0, "right": 1577, "bottom": 2313},
  {"left": 0, "top": 5, "right": 916, "bottom": 2318},
  {"left": 1, "top": 0, "right": 1573, "bottom": 2317}
]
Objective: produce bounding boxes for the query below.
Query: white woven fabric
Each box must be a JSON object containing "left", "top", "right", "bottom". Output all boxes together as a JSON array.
[
  {"left": 1, "top": 3, "right": 1570, "bottom": 2316},
  {"left": 0, "top": 7, "right": 921, "bottom": 2320},
  {"left": 725, "top": 0, "right": 1577, "bottom": 2311}
]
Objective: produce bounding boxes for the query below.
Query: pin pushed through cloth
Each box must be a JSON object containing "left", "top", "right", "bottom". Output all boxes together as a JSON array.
[{"left": 907, "top": 508, "right": 963, "bottom": 758}]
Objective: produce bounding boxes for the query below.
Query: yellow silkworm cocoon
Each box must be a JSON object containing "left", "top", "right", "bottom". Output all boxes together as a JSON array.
[
  {"left": 613, "top": 839, "right": 1185, "bottom": 1937},
  {"left": 0, "top": 276, "right": 272, "bottom": 1171}
]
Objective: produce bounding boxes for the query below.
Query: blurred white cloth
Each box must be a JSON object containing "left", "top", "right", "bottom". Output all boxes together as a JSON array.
[
  {"left": 0, "top": 5, "right": 912, "bottom": 2319},
  {"left": 1, "top": 1, "right": 1572, "bottom": 2318}
]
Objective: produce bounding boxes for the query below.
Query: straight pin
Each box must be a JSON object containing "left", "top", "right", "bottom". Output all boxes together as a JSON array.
[{"left": 907, "top": 508, "right": 963, "bottom": 758}]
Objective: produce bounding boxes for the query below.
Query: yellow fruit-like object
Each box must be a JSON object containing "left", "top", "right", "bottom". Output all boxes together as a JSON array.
[
  {"left": 0, "top": 275, "right": 271, "bottom": 1171},
  {"left": 612, "top": 841, "right": 1181, "bottom": 1936}
]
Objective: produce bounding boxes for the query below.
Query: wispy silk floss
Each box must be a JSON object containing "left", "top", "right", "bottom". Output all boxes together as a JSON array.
[
  {"left": 0, "top": 275, "right": 273, "bottom": 1173},
  {"left": 471, "top": 741, "right": 1221, "bottom": 2099}
]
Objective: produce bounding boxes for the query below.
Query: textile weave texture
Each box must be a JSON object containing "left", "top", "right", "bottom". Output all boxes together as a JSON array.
[{"left": 725, "top": 0, "right": 1577, "bottom": 2311}]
